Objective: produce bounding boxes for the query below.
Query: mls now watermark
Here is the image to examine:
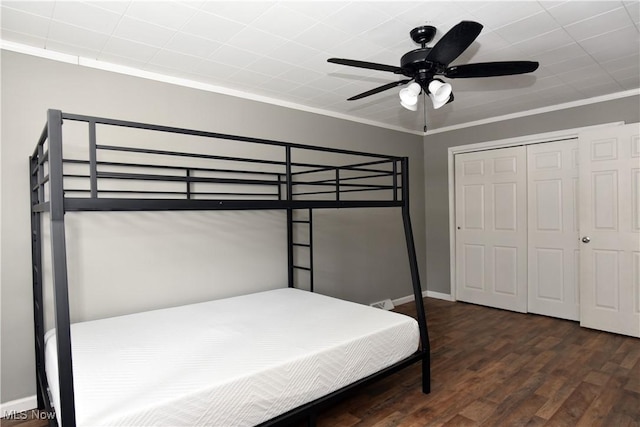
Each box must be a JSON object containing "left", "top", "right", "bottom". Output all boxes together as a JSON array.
[{"left": 3, "top": 409, "right": 56, "bottom": 420}]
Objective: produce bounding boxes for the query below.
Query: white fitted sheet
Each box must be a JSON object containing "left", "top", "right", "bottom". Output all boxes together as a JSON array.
[{"left": 45, "top": 288, "right": 419, "bottom": 426}]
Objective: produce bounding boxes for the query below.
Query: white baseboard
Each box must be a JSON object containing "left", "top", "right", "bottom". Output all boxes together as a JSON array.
[
  {"left": 392, "top": 293, "right": 422, "bottom": 306},
  {"left": 425, "top": 290, "right": 455, "bottom": 301},
  {"left": 1, "top": 395, "right": 37, "bottom": 416},
  {"left": 392, "top": 290, "right": 454, "bottom": 306}
]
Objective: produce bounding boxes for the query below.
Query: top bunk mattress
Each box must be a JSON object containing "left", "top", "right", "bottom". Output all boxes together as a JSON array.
[{"left": 45, "top": 288, "right": 419, "bottom": 426}]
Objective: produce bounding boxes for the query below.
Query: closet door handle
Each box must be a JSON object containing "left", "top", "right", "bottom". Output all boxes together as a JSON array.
[{"left": 581, "top": 236, "right": 591, "bottom": 243}]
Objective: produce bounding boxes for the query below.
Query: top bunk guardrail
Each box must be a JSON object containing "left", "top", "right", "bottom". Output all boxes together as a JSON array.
[{"left": 30, "top": 110, "right": 410, "bottom": 212}]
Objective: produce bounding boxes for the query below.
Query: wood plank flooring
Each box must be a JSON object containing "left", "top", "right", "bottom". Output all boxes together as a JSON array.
[{"left": 3, "top": 297, "right": 639, "bottom": 426}]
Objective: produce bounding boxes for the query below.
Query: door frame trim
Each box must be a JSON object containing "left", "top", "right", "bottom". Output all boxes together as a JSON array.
[{"left": 447, "top": 122, "right": 624, "bottom": 302}]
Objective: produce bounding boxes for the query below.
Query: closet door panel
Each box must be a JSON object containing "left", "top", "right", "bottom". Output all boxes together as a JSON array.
[
  {"left": 535, "top": 248, "right": 563, "bottom": 301},
  {"left": 527, "top": 139, "right": 580, "bottom": 320},
  {"left": 579, "top": 123, "right": 640, "bottom": 337},
  {"left": 455, "top": 146, "right": 527, "bottom": 313}
]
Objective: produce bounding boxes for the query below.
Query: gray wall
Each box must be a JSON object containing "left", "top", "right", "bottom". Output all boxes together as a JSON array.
[
  {"left": 1, "top": 50, "right": 425, "bottom": 403},
  {"left": 423, "top": 94, "right": 640, "bottom": 295}
]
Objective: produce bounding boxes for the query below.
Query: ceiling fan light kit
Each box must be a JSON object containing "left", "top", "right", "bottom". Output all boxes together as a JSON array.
[
  {"left": 427, "top": 79, "right": 452, "bottom": 109},
  {"left": 399, "top": 82, "right": 422, "bottom": 110},
  {"left": 328, "top": 20, "right": 539, "bottom": 127}
]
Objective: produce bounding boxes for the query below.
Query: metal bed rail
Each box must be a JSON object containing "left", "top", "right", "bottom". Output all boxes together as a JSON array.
[{"left": 38, "top": 111, "right": 406, "bottom": 209}]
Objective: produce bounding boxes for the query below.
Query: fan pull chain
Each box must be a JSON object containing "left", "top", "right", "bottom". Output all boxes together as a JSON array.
[{"left": 423, "top": 93, "right": 428, "bottom": 133}]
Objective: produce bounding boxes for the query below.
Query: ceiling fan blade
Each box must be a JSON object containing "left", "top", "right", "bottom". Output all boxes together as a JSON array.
[
  {"left": 347, "top": 79, "right": 413, "bottom": 101},
  {"left": 426, "top": 21, "right": 483, "bottom": 66},
  {"left": 328, "top": 58, "right": 403, "bottom": 74},
  {"left": 445, "top": 61, "right": 539, "bottom": 78}
]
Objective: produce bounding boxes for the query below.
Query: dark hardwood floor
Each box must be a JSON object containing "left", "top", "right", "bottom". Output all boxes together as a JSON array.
[
  {"left": 3, "top": 297, "right": 639, "bottom": 426},
  {"left": 315, "top": 297, "right": 639, "bottom": 426}
]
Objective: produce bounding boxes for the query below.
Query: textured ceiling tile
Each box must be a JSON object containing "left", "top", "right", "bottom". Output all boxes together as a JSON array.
[
  {"left": 624, "top": 1, "right": 640, "bottom": 24},
  {"left": 357, "top": 18, "right": 408, "bottom": 48},
  {"left": 396, "top": 2, "right": 467, "bottom": 28},
  {"left": 226, "top": 68, "right": 271, "bottom": 87},
  {"left": 198, "top": 1, "right": 275, "bottom": 24},
  {"left": 277, "top": 66, "right": 325, "bottom": 86},
  {"left": 325, "top": 3, "right": 391, "bottom": 36},
  {"left": 512, "top": 28, "right": 575, "bottom": 56},
  {"left": 100, "top": 36, "right": 160, "bottom": 62},
  {"left": 211, "top": 45, "right": 262, "bottom": 69},
  {"left": 578, "top": 24, "right": 640, "bottom": 56},
  {"left": 284, "top": 2, "right": 349, "bottom": 21},
  {"left": 545, "top": 1, "right": 624, "bottom": 26},
  {"left": 113, "top": 16, "right": 177, "bottom": 47},
  {"left": 328, "top": 37, "right": 385, "bottom": 61},
  {"left": 543, "top": 54, "right": 599, "bottom": 75},
  {"left": 246, "top": 56, "right": 294, "bottom": 76},
  {"left": 470, "top": 1, "right": 545, "bottom": 30},
  {"left": 294, "top": 23, "right": 351, "bottom": 53},
  {"left": 164, "top": 32, "right": 222, "bottom": 58},
  {"left": 193, "top": 59, "right": 241, "bottom": 81},
  {"left": 2, "top": 1, "right": 55, "bottom": 18},
  {"left": 495, "top": 11, "right": 559, "bottom": 44},
  {"left": 53, "top": 1, "right": 122, "bottom": 34},
  {"left": 600, "top": 54, "right": 640, "bottom": 73},
  {"left": 124, "top": 1, "right": 197, "bottom": 30},
  {"left": 564, "top": 6, "right": 633, "bottom": 40},
  {"left": 1, "top": 6, "right": 51, "bottom": 38},
  {"left": 251, "top": 3, "right": 319, "bottom": 39},
  {"left": 47, "top": 21, "right": 109, "bottom": 51},
  {"left": 224, "top": 27, "right": 288, "bottom": 56},
  {"left": 617, "top": 74, "right": 640, "bottom": 90},
  {"left": 267, "top": 40, "right": 321, "bottom": 64},
  {"left": 148, "top": 49, "right": 210, "bottom": 72},
  {"left": 534, "top": 43, "right": 587, "bottom": 66},
  {"left": 181, "top": 10, "right": 246, "bottom": 43}
]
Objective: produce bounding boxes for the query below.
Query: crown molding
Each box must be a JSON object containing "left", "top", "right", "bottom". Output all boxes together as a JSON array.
[{"left": 425, "top": 88, "right": 640, "bottom": 136}]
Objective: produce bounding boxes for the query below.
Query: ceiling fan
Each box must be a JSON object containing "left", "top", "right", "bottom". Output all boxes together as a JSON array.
[{"left": 328, "top": 21, "right": 539, "bottom": 122}]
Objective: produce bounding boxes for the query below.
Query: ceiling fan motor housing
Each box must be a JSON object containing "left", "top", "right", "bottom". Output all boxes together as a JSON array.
[{"left": 400, "top": 48, "right": 439, "bottom": 86}]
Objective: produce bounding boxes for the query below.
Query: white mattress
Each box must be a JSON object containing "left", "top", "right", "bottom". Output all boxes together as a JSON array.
[{"left": 45, "top": 288, "right": 419, "bottom": 426}]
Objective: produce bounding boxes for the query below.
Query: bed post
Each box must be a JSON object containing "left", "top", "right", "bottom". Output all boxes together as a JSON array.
[
  {"left": 48, "top": 109, "right": 77, "bottom": 426},
  {"left": 287, "top": 208, "right": 294, "bottom": 288},
  {"left": 30, "top": 147, "right": 46, "bottom": 409},
  {"left": 286, "top": 146, "right": 294, "bottom": 288},
  {"left": 401, "top": 157, "right": 431, "bottom": 394}
]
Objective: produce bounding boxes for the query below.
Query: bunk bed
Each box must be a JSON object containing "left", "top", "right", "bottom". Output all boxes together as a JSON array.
[{"left": 29, "top": 109, "right": 430, "bottom": 427}]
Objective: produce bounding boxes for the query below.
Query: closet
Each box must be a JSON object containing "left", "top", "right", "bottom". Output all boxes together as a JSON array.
[{"left": 452, "top": 123, "right": 639, "bottom": 337}]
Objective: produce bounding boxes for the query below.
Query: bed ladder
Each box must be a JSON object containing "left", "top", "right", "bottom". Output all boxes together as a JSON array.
[{"left": 287, "top": 208, "right": 314, "bottom": 292}]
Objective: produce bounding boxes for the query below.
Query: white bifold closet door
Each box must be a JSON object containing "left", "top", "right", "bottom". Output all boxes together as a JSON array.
[
  {"left": 455, "top": 146, "right": 527, "bottom": 313},
  {"left": 527, "top": 140, "right": 580, "bottom": 320},
  {"left": 578, "top": 123, "right": 640, "bottom": 337}
]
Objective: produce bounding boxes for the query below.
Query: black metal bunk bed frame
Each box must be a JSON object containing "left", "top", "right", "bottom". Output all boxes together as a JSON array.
[{"left": 29, "top": 109, "right": 430, "bottom": 427}]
